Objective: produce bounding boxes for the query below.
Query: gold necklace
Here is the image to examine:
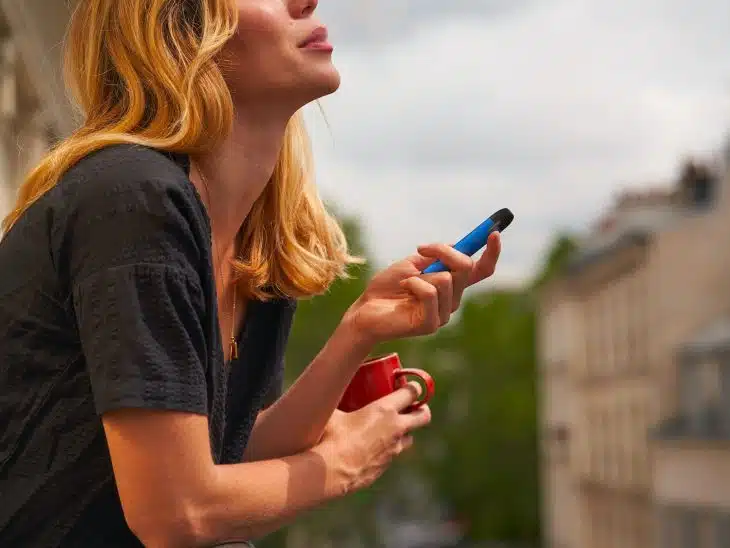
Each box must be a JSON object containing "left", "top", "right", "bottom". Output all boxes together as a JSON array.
[
  {"left": 195, "top": 165, "right": 239, "bottom": 362},
  {"left": 229, "top": 284, "right": 239, "bottom": 360}
]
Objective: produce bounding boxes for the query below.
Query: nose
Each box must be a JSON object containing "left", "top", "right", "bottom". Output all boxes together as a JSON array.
[{"left": 290, "top": 0, "right": 318, "bottom": 18}]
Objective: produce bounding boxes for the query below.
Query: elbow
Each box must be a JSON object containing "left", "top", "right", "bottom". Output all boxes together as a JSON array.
[{"left": 124, "top": 501, "right": 209, "bottom": 548}]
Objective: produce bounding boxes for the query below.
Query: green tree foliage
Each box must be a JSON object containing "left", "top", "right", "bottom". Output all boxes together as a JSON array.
[
  {"left": 282, "top": 215, "right": 372, "bottom": 386},
  {"left": 259, "top": 215, "right": 383, "bottom": 548},
  {"left": 530, "top": 234, "right": 578, "bottom": 291},
  {"left": 259, "top": 215, "right": 577, "bottom": 547}
]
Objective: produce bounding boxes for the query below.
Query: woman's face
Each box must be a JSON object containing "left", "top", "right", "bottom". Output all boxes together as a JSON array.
[{"left": 221, "top": 0, "right": 340, "bottom": 110}]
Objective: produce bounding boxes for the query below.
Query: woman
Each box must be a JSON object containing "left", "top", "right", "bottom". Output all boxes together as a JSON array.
[{"left": 0, "top": 0, "right": 501, "bottom": 546}]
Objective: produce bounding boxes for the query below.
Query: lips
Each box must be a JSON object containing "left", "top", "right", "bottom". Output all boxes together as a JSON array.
[{"left": 299, "top": 26, "right": 329, "bottom": 48}]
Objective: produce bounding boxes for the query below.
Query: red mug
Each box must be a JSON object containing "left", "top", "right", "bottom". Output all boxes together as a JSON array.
[{"left": 338, "top": 353, "right": 435, "bottom": 413}]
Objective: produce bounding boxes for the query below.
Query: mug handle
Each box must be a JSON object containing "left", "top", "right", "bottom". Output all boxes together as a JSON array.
[{"left": 394, "top": 368, "right": 435, "bottom": 409}]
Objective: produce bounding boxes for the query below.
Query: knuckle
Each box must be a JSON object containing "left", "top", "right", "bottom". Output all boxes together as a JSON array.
[
  {"left": 406, "top": 380, "right": 423, "bottom": 398},
  {"left": 429, "top": 316, "right": 441, "bottom": 332},
  {"left": 374, "top": 401, "right": 392, "bottom": 416},
  {"left": 421, "top": 405, "right": 432, "bottom": 423},
  {"left": 436, "top": 273, "right": 453, "bottom": 289},
  {"left": 424, "top": 285, "right": 438, "bottom": 299},
  {"left": 455, "top": 256, "right": 473, "bottom": 272},
  {"left": 394, "top": 420, "right": 410, "bottom": 438}
]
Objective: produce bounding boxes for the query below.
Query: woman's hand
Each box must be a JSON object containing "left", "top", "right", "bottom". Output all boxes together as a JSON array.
[
  {"left": 344, "top": 232, "right": 501, "bottom": 345},
  {"left": 316, "top": 384, "right": 431, "bottom": 494}
]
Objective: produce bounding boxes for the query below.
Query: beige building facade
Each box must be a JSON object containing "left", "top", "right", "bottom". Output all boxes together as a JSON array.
[
  {"left": 0, "top": 1, "right": 74, "bottom": 218},
  {"left": 539, "top": 157, "right": 730, "bottom": 548}
]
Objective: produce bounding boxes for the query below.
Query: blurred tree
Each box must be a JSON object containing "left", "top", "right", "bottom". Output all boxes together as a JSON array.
[
  {"left": 259, "top": 223, "right": 579, "bottom": 547},
  {"left": 530, "top": 233, "right": 578, "bottom": 290},
  {"left": 407, "top": 290, "right": 540, "bottom": 543},
  {"left": 281, "top": 214, "right": 373, "bottom": 386},
  {"left": 259, "top": 212, "right": 385, "bottom": 548},
  {"left": 391, "top": 233, "right": 578, "bottom": 544}
]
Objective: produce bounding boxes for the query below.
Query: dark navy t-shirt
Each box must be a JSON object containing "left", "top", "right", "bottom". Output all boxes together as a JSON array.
[{"left": 0, "top": 144, "right": 296, "bottom": 547}]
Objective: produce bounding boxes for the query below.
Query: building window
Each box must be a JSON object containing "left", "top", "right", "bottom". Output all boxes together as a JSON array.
[
  {"left": 585, "top": 299, "right": 597, "bottom": 377},
  {"left": 658, "top": 506, "right": 675, "bottom": 548},
  {"left": 714, "top": 513, "right": 730, "bottom": 548},
  {"left": 604, "top": 288, "right": 615, "bottom": 375},
  {"left": 680, "top": 162, "right": 716, "bottom": 209},
  {"left": 546, "top": 425, "right": 570, "bottom": 464},
  {"left": 628, "top": 402, "right": 644, "bottom": 484},
  {"left": 692, "top": 170, "right": 714, "bottom": 208},
  {"left": 721, "top": 360, "right": 730, "bottom": 432},
  {"left": 679, "top": 509, "right": 700, "bottom": 548},
  {"left": 599, "top": 410, "right": 608, "bottom": 482},
  {"left": 680, "top": 359, "right": 721, "bottom": 434}
]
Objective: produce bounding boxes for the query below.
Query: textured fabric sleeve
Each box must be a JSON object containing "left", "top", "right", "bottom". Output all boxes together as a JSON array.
[
  {"left": 63, "top": 158, "right": 210, "bottom": 416},
  {"left": 73, "top": 263, "right": 208, "bottom": 415}
]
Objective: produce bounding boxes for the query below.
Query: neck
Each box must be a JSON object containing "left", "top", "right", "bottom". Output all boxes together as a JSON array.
[{"left": 191, "top": 106, "right": 291, "bottom": 258}]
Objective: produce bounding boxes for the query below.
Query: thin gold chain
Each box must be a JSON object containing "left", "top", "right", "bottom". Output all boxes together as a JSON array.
[{"left": 195, "top": 166, "right": 239, "bottom": 362}]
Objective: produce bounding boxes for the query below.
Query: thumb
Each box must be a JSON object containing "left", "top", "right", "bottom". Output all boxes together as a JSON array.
[{"left": 375, "top": 381, "right": 423, "bottom": 412}]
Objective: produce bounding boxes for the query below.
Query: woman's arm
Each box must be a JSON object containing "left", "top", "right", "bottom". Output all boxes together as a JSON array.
[
  {"left": 103, "top": 408, "right": 346, "bottom": 547},
  {"left": 244, "top": 238, "right": 502, "bottom": 463},
  {"left": 104, "top": 387, "right": 431, "bottom": 547},
  {"left": 243, "top": 316, "right": 371, "bottom": 462}
]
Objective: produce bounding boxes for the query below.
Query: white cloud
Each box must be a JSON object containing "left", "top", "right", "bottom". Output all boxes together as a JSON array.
[{"left": 307, "top": 0, "right": 730, "bottom": 285}]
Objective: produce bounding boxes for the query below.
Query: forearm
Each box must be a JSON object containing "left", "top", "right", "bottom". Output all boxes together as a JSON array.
[
  {"left": 194, "top": 447, "right": 343, "bottom": 545},
  {"left": 244, "top": 317, "right": 372, "bottom": 462}
]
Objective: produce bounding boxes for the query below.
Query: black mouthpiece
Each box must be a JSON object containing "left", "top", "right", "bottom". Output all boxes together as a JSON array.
[{"left": 491, "top": 208, "right": 514, "bottom": 231}]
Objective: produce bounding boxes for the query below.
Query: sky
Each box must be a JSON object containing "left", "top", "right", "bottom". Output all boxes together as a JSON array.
[
  {"left": 304, "top": 0, "right": 730, "bottom": 285},
  {"left": 1, "top": 0, "right": 728, "bottom": 287}
]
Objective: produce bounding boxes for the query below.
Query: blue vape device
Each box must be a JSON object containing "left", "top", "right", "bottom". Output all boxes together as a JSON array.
[{"left": 421, "top": 208, "right": 514, "bottom": 274}]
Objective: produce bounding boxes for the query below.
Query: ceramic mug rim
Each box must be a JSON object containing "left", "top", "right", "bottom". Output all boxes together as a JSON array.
[{"left": 360, "top": 352, "right": 399, "bottom": 367}]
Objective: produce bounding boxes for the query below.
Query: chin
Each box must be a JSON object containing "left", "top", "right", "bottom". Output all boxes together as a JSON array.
[
  {"left": 310, "top": 66, "right": 341, "bottom": 99},
  {"left": 281, "top": 65, "right": 341, "bottom": 109}
]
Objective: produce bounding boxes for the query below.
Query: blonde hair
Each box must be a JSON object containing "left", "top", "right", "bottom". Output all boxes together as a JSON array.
[{"left": 2, "top": 0, "right": 361, "bottom": 300}]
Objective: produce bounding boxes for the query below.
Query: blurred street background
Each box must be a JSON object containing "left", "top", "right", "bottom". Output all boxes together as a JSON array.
[{"left": 1, "top": 1, "right": 729, "bottom": 547}]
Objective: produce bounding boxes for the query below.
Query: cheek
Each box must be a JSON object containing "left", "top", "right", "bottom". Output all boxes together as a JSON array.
[
  {"left": 222, "top": 1, "right": 304, "bottom": 94},
  {"left": 224, "top": 2, "right": 293, "bottom": 72},
  {"left": 235, "top": 1, "right": 289, "bottom": 40}
]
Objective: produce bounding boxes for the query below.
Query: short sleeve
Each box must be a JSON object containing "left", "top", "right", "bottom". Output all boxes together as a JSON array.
[
  {"left": 73, "top": 263, "right": 208, "bottom": 415},
  {"left": 60, "top": 149, "right": 210, "bottom": 416}
]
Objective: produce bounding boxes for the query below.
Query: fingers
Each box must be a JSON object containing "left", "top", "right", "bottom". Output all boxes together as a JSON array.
[
  {"left": 395, "top": 435, "right": 414, "bottom": 455},
  {"left": 398, "top": 404, "right": 432, "bottom": 433},
  {"left": 419, "top": 243, "right": 474, "bottom": 318},
  {"left": 425, "top": 272, "right": 452, "bottom": 325},
  {"left": 399, "top": 277, "right": 440, "bottom": 333},
  {"left": 377, "top": 381, "right": 423, "bottom": 412},
  {"left": 399, "top": 235, "right": 501, "bottom": 333},
  {"left": 417, "top": 243, "right": 474, "bottom": 274},
  {"left": 405, "top": 251, "right": 438, "bottom": 273},
  {"left": 468, "top": 231, "right": 501, "bottom": 286}
]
